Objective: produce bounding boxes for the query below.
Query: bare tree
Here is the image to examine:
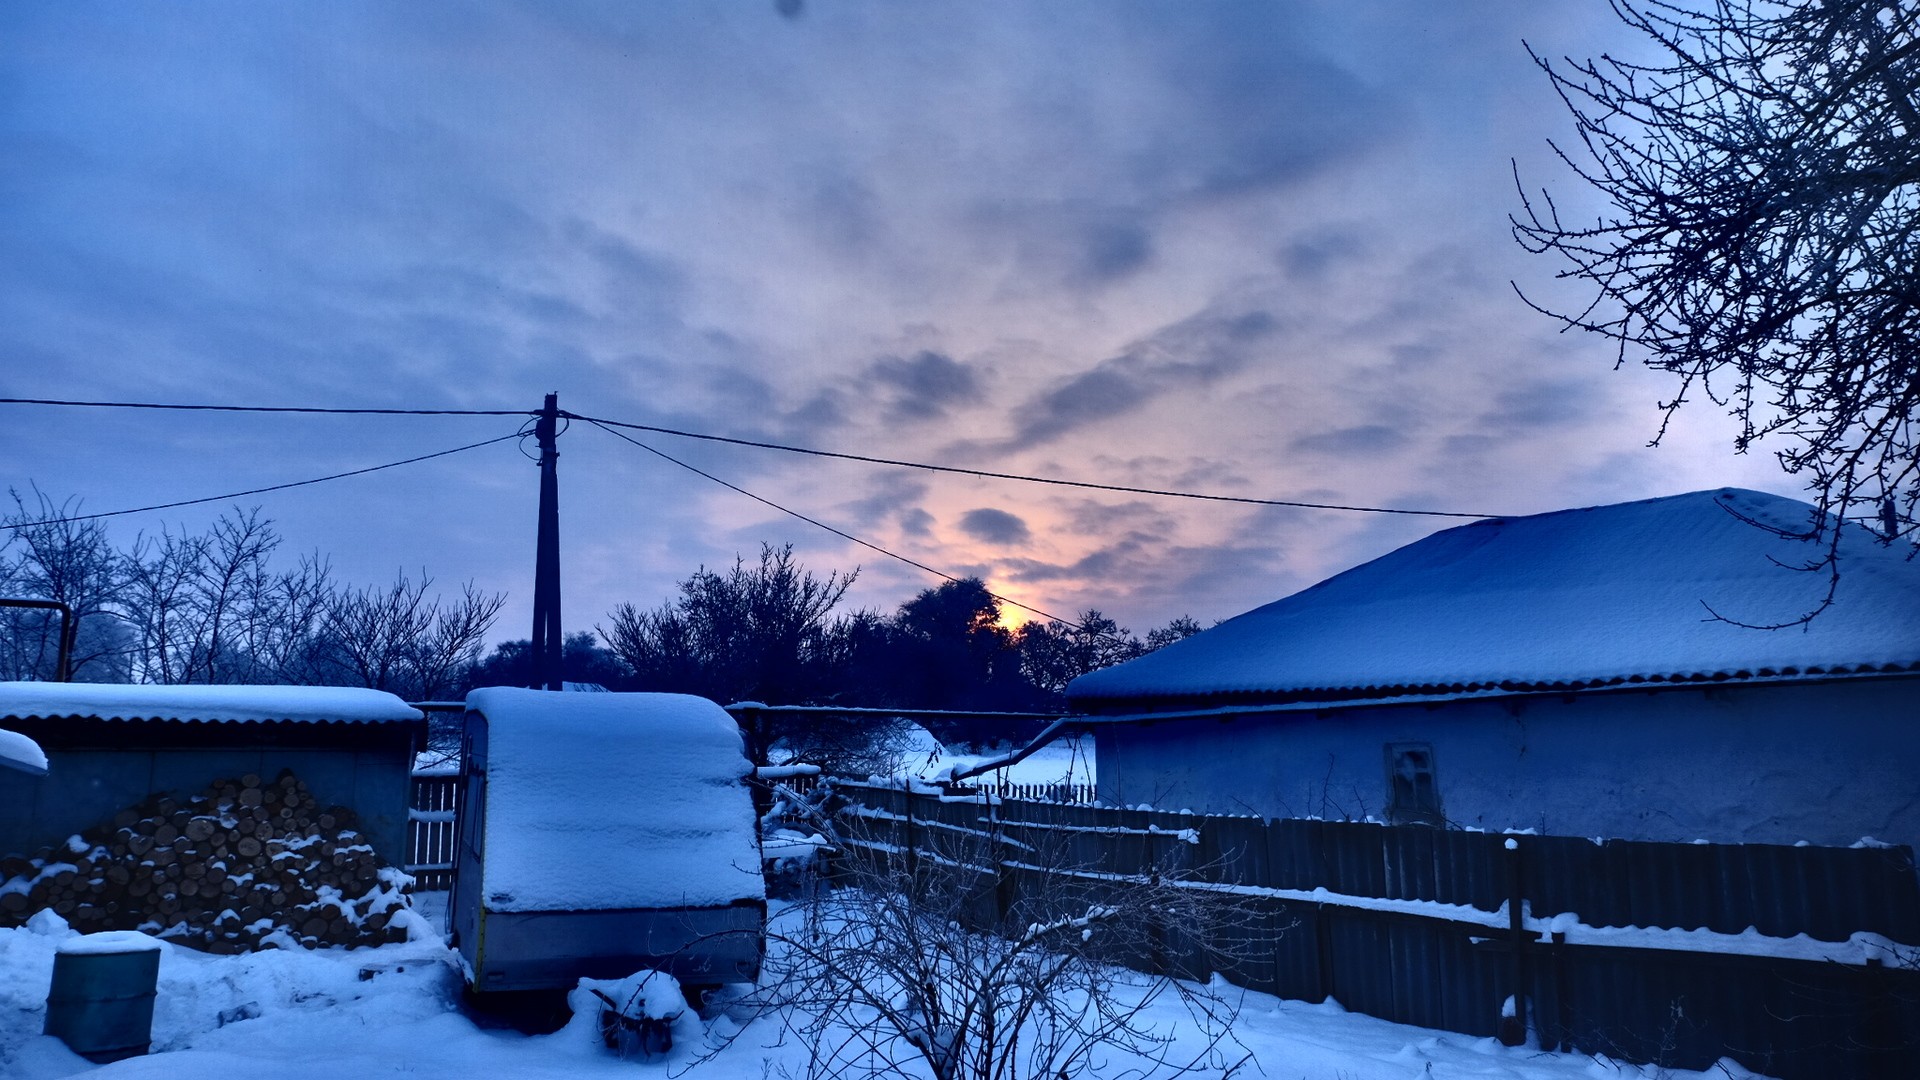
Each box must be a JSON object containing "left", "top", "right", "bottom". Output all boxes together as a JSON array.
[
  {"left": 731, "top": 785, "right": 1254, "bottom": 1080},
  {"left": 248, "top": 553, "right": 338, "bottom": 684},
  {"left": 0, "top": 488, "right": 127, "bottom": 681},
  {"left": 1514, "top": 0, "right": 1919, "bottom": 553},
  {"left": 122, "top": 507, "right": 501, "bottom": 691},
  {"left": 321, "top": 572, "right": 505, "bottom": 700},
  {"left": 1017, "top": 610, "right": 1145, "bottom": 701},
  {"left": 1143, "top": 615, "right": 1204, "bottom": 652},
  {"left": 121, "top": 509, "right": 288, "bottom": 684},
  {"left": 121, "top": 525, "right": 208, "bottom": 685},
  {"left": 602, "top": 543, "right": 859, "bottom": 767}
]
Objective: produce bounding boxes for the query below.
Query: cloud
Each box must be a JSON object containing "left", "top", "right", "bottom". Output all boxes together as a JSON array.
[
  {"left": 957, "top": 507, "right": 1031, "bottom": 546},
  {"left": 1061, "top": 499, "right": 1175, "bottom": 539},
  {"left": 1277, "top": 228, "right": 1372, "bottom": 282},
  {"left": 969, "top": 201, "right": 1158, "bottom": 289},
  {"left": 836, "top": 474, "right": 931, "bottom": 533},
  {"left": 1079, "top": 219, "right": 1154, "bottom": 282},
  {"left": 868, "top": 351, "right": 983, "bottom": 421},
  {"left": 985, "top": 303, "right": 1282, "bottom": 451},
  {"left": 1475, "top": 378, "right": 1596, "bottom": 433},
  {"left": 1287, "top": 424, "right": 1411, "bottom": 457},
  {"left": 1121, "top": 5, "right": 1399, "bottom": 201}
]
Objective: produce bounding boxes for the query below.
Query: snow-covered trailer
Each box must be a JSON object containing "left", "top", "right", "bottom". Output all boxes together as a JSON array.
[{"left": 449, "top": 689, "right": 765, "bottom": 995}]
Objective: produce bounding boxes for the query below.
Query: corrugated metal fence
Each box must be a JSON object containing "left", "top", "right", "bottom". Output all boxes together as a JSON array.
[{"left": 827, "top": 779, "right": 1920, "bottom": 1080}]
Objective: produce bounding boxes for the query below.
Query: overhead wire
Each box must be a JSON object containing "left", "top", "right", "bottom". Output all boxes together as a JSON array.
[
  {"left": 0, "top": 397, "right": 531, "bottom": 417},
  {"left": 0, "top": 396, "right": 1505, "bottom": 519},
  {"left": 0, "top": 433, "right": 521, "bottom": 531},
  {"left": 568, "top": 410, "right": 1500, "bottom": 519},
  {"left": 580, "top": 418, "right": 1091, "bottom": 629},
  {"left": 0, "top": 394, "right": 1501, "bottom": 631}
]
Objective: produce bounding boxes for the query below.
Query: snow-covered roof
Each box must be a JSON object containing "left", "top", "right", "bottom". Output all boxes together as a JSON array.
[
  {"left": 465, "top": 687, "right": 762, "bottom": 913},
  {"left": 1069, "top": 489, "right": 1920, "bottom": 710},
  {"left": 0, "top": 727, "right": 47, "bottom": 776},
  {"left": 0, "top": 683, "right": 423, "bottom": 725}
]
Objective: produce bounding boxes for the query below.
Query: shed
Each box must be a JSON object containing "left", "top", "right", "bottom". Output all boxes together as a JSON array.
[
  {"left": 1066, "top": 489, "right": 1920, "bottom": 849},
  {"left": 0, "top": 683, "right": 423, "bottom": 863}
]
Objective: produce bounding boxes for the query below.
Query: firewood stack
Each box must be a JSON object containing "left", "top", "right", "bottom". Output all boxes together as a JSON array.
[{"left": 0, "top": 769, "right": 413, "bottom": 952}]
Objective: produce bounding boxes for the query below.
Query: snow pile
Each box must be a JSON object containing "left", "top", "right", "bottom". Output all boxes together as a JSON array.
[
  {"left": 0, "top": 727, "right": 47, "bottom": 774},
  {"left": 0, "top": 683, "right": 421, "bottom": 725},
  {"left": 569, "top": 969, "right": 701, "bottom": 1063},
  {"left": 466, "top": 688, "right": 762, "bottom": 912},
  {"left": 56, "top": 930, "right": 162, "bottom": 956},
  {"left": 0, "top": 902, "right": 1762, "bottom": 1080},
  {"left": 1072, "top": 488, "right": 1920, "bottom": 704}
]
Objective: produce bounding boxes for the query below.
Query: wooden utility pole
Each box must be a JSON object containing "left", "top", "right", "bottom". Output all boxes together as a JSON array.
[{"left": 529, "top": 393, "right": 563, "bottom": 691}]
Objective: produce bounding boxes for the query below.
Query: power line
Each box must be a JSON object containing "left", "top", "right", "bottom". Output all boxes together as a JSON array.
[
  {"left": 569, "top": 411, "right": 1498, "bottom": 519},
  {"left": 1, "top": 433, "right": 521, "bottom": 531},
  {"left": 0, "top": 395, "right": 1504, "bottom": 519},
  {"left": 0, "top": 396, "right": 531, "bottom": 417},
  {"left": 582, "top": 418, "right": 1091, "bottom": 629}
]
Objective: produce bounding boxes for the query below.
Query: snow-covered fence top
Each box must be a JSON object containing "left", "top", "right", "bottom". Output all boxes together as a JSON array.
[
  {"left": 465, "top": 688, "right": 762, "bottom": 913},
  {"left": 0, "top": 682, "right": 422, "bottom": 725}
]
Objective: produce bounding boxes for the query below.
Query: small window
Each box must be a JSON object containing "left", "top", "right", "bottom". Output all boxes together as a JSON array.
[{"left": 1384, "top": 742, "right": 1443, "bottom": 826}]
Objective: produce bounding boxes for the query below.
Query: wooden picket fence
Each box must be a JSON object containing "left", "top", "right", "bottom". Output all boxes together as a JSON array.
[
  {"left": 825, "top": 779, "right": 1920, "bottom": 1080},
  {"left": 405, "top": 773, "right": 458, "bottom": 891}
]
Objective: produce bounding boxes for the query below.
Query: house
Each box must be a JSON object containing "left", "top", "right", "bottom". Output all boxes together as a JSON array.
[
  {"left": 1065, "top": 489, "right": 1920, "bottom": 850},
  {"left": 0, "top": 683, "right": 424, "bottom": 863}
]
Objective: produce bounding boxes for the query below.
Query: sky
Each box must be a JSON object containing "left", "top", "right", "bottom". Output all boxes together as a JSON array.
[{"left": 0, "top": 0, "right": 1805, "bottom": 648}]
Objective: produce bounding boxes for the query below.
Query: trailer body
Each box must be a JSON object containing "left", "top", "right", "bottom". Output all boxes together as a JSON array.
[{"left": 450, "top": 689, "right": 765, "bottom": 993}]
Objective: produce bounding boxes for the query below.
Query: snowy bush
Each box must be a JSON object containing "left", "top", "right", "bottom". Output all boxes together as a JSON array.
[{"left": 722, "top": 800, "right": 1257, "bottom": 1080}]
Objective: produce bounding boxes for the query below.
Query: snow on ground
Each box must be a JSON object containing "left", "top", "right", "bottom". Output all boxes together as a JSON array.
[
  {"left": 895, "top": 729, "right": 1097, "bottom": 787},
  {"left": 0, "top": 896, "right": 1762, "bottom": 1080}
]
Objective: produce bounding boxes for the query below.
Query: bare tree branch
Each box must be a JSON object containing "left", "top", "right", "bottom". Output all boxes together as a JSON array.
[{"left": 1514, "top": 0, "right": 1920, "bottom": 556}]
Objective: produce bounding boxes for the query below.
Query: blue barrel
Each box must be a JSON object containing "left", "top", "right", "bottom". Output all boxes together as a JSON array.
[{"left": 44, "top": 932, "right": 162, "bottom": 1063}]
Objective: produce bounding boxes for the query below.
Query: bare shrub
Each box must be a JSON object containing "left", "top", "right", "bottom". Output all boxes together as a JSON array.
[{"left": 732, "top": 785, "right": 1257, "bottom": 1080}]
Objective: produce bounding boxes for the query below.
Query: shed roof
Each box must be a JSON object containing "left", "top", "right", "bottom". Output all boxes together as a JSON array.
[
  {"left": 1068, "top": 488, "right": 1920, "bottom": 711},
  {"left": 0, "top": 683, "right": 423, "bottom": 725}
]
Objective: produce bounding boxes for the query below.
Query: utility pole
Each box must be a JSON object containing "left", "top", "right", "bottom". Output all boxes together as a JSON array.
[{"left": 529, "top": 392, "right": 563, "bottom": 691}]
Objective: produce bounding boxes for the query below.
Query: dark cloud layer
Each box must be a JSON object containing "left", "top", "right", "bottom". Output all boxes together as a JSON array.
[
  {"left": 1131, "top": 5, "right": 1396, "bottom": 200},
  {"left": 987, "top": 304, "right": 1281, "bottom": 451},
  {"left": 1288, "top": 424, "right": 1412, "bottom": 458},
  {"left": 957, "top": 508, "right": 1030, "bottom": 546},
  {"left": 868, "top": 351, "right": 982, "bottom": 422}
]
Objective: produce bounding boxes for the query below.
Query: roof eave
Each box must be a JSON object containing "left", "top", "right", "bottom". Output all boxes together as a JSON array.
[{"left": 1067, "top": 662, "right": 1920, "bottom": 721}]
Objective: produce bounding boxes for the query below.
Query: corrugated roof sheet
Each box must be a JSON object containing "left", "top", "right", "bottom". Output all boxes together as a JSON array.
[{"left": 1068, "top": 488, "right": 1920, "bottom": 709}]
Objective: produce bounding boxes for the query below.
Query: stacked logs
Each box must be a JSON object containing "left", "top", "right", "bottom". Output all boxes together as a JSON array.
[{"left": 0, "top": 769, "right": 412, "bottom": 952}]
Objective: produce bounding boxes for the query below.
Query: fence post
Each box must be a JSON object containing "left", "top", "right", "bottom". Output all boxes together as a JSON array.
[
  {"left": 904, "top": 784, "right": 918, "bottom": 881},
  {"left": 989, "top": 792, "right": 1015, "bottom": 923},
  {"left": 1500, "top": 835, "right": 1529, "bottom": 1047}
]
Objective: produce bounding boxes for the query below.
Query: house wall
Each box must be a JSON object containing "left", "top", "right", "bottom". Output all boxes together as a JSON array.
[
  {"left": 0, "top": 721, "right": 418, "bottom": 864},
  {"left": 1093, "top": 676, "right": 1920, "bottom": 850}
]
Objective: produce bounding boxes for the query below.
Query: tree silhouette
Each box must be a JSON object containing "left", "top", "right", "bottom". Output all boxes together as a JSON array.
[{"left": 1514, "top": 0, "right": 1919, "bottom": 552}]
